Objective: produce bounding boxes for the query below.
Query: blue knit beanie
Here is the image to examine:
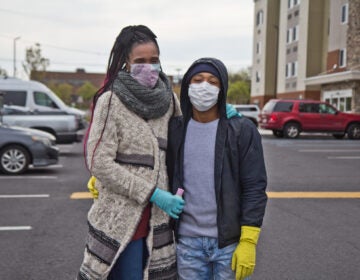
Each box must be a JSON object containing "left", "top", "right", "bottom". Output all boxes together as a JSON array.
[{"left": 186, "top": 63, "right": 220, "bottom": 80}]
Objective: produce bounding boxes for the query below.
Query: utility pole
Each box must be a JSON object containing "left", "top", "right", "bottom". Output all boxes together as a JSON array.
[{"left": 13, "top": 36, "right": 21, "bottom": 77}]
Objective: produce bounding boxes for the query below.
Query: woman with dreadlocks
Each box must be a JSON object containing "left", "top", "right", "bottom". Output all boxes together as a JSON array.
[{"left": 77, "top": 25, "right": 184, "bottom": 280}]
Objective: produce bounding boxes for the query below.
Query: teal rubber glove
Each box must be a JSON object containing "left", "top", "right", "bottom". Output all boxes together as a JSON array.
[
  {"left": 226, "top": 103, "right": 242, "bottom": 118},
  {"left": 150, "top": 188, "right": 185, "bottom": 219}
]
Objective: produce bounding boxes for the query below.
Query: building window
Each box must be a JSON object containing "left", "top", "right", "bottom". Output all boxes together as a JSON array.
[
  {"left": 287, "top": 28, "right": 292, "bottom": 43},
  {"left": 346, "top": 97, "right": 352, "bottom": 111},
  {"left": 256, "top": 71, "right": 261, "bottom": 82},
  {"left": 256, "top": 42, "right": 261, "bottom": 54},
  {"left": 288, "top": 0, "right": 300, "bottom": 9},
  {"left": 286, "top": 63, "right": 292, "bottom": 78},
  {"left": 339, "top": 48, "right": 346, "bottom": 67},
  {"left": 286, "top": 62, "right": 298, "bottom": 78},
  {"left": 291, "top": 61, "right": 298, "bottom": 77},
  {"left": 286, "top": 26, "right": 298, "bottom": 43},
  {"left": 256, "top": 10, "right": 264, "bottom": 26},
  {"left": 292, "top": 25, "right": 299, "bottom": 41},
  {"left": 288, "top": 0, "right": 292, "bottom": 9},
  {"left": 323, "top": 90, "right": 352, "bottom": 112},
  {"left": 341, "top": 4, "right": 348, "bottom": 24},
  {"left": 294, "top": 10, "right": 299, "bottom": 17}
]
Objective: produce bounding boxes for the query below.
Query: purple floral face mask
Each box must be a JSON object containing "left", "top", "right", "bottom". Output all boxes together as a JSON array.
[{"left": 130, "top": 63, "right": 161, "bottom": 88}]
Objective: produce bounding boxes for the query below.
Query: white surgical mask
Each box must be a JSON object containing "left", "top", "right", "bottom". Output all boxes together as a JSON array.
[
  {"left": 188, "top": 81, "right": 220, "bottom": 112},
  {"left": 130, "top": 63, "right": 161, "bottom": 88}
]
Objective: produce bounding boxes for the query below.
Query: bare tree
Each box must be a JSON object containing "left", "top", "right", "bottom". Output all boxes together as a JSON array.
[{"left": 22, "top": 43, "right": 50, "bottom": 79}]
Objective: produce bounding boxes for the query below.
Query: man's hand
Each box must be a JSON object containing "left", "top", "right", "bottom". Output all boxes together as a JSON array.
[{"left": 231, "top": 226, "right": 260, "bottom": 280}]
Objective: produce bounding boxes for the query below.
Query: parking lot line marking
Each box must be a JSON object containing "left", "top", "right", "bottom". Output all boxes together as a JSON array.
[
  {"left": 70, "top": 192, "right": 93, "bottom": 199},
  {"left": 327, "top": 156, "right": 360, "bottom": 159},
  {"left": 0, "top": 194, "right": 50, "bottom": 198},
  {"left": 0, "top": 226, "right": 32, "bottom": 231},
  {"left": 299, "top": 149, "right": 360, "bottom": 152},
  {"left": 0, "top": 176, "right": 58, "bottom": 179},
  {"left": 267, "top": 192, "right": 360, "bottom": 198},
  {"left": 29, "top": 164, "right": 63, "bottom": 169}
]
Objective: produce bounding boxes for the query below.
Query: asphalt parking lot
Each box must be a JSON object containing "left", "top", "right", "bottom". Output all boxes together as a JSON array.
[{"left": 0, "top": 132, "right": 359, "bottom": 279}]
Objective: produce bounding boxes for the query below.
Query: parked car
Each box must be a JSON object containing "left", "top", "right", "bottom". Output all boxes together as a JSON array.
[
  {"left": 0, "top": 77, "right": 87, "bottom": 143},
  {"left": 232, "top": 104, "right": 260, "bottom": 127},
  {"left": 0, "top": 123, "right": 59, "bottom": 174},
  {"left": 1, "top": 104, "right": 86, "bottom": 144},
  {"left": 259, "top": 99, "right": 360, "bottom": 139}
]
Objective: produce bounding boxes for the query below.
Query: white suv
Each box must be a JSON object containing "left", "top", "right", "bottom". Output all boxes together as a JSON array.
[{"left": 232, "top": 104, "right": 260, "bottom": 127}]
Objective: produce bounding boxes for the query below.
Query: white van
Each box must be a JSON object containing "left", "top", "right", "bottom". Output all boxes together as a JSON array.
[
  {"left": 0, "top": 77, "right": 87, "bottom": 143},
  {"left": 0, "top": 77, "right": 85, "bottom": 115}
]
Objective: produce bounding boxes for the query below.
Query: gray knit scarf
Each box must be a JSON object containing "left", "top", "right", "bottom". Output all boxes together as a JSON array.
[{"left": 112, "top": 70, "right": 172, "bottom": 119}]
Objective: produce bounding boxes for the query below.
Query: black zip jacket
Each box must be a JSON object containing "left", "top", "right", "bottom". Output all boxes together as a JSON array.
[{"left": 167, "top": 58, "right": 267, "bottom": 248}]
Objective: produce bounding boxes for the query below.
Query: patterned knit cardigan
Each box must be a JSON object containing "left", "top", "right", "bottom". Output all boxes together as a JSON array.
[{"left": 77, "top": 90, "right": 181, "bottom": 280}]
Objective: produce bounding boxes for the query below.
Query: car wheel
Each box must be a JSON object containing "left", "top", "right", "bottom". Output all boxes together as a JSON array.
[
  {"left": 332, "top": 133, "right": 345, "bottom": 139},
  {"left": 0, "top": 145, "right": 30, "bottom": 175},
  {"left": 272, "top": 130, "right": 284, "bottom": 138},
  {"left": 284, "top": 122, "right": 300, "bottom": 139},
  {"left": 347, "top": 123, "right": 360, "bottom": 139}
]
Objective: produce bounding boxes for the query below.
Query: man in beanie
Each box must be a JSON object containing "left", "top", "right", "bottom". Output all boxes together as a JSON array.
[{"left": 167, "top": 57, "right": 267, "bottom": 280}]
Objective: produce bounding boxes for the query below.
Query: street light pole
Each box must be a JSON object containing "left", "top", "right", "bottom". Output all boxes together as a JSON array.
[{"left": 13, "top": 36, "right": 21, "bottom": 77}]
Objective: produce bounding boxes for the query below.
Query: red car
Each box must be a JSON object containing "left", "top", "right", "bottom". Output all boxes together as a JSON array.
[{"left": 260, "top": 99, "right": 360, "bottom": 139}]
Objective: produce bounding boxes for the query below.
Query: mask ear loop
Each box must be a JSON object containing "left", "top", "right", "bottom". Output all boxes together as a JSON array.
[{"left": 123, "top": 62, "right": 130, "bottom": 73}]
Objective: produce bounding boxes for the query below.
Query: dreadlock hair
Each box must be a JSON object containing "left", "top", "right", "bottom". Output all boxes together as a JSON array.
[
  {"left": 93, "top": 25, "right": 160, "bottom": 108},
  {"left": 84, "top": 25, "right": 160, "bottom": 171}
]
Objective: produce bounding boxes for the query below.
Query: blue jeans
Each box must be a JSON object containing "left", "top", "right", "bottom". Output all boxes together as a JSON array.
[
  {"left": 108, "top": 238, "right": 148, "bottom": 280},
  {"left": 177, "top": 236, "right": 245, "bottom": 280}
]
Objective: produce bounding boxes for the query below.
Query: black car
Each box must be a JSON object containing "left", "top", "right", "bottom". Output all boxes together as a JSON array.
[{"left": 0, "top": 123, "right": 59, "bottom": 174}]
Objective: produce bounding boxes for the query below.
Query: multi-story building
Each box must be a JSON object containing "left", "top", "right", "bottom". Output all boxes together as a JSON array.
[{"left": 251, "top": 0, "right": 360, "bottom": 112}]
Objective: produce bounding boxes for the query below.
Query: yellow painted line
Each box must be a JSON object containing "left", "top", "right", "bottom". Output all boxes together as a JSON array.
[
  {"left": 267, "top": 192, "right": 360, "bottom": 198},
  {"left": 71, "top": 191, "right": 360, "bottom": 199},
  {"left": 70, "top": 192, "right": 94, "bottom": 199}
]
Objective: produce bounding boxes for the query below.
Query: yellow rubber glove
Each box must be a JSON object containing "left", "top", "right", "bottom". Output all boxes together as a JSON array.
[
  {"left": 87, "top": 176, "right": 99, "bottom": 199},
  {"left": 231, "top": 226, "right": 261, "bottom": 280}
]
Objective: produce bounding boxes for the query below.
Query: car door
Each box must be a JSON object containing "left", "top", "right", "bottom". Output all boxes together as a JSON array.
[
  {"left": 32, "top": 91, "right": 64, "bottom": 113},
  {"left": 318, "top": 103, "right": 344, "bottom": 131},
  {"left": 298, "top": 102, "right": 322, "bottom": 130}
]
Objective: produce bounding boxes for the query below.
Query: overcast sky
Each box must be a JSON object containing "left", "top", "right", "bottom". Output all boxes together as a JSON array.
[{"left": 0, "top": 0, "right": 255, "bottom": 79}]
